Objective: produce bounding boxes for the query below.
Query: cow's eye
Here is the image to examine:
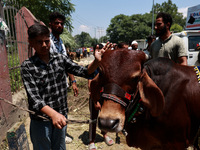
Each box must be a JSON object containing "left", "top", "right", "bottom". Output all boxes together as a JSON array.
[
  {"left": 130, "top": 76, "right": 140, "bottom": 87},
  {"left": 134, "top": 76, "right": 139, "bottom": 82}
]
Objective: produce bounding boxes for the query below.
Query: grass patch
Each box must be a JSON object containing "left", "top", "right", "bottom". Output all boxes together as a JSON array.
[{"left": 7, "top": 44, "right": 23, "bottom": 92}]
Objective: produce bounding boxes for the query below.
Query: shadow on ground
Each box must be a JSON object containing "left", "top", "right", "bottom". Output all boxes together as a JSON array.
[{"left": 78, "top": 131, "right": 104, "bottom": 145}]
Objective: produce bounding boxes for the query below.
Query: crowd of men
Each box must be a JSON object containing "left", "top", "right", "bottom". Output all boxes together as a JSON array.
[{"left": 75, "top": 47, "right": 92, "bottom": 59}]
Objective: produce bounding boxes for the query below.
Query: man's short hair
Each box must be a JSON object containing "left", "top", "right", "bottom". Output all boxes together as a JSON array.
[
  {"left": 156, "top": 12, "right": 173, "bottom": 28},
  {"left": 147, "top": 35, "right": 156, "bottom": 42},
  {"left": 49, "top": 11, "right": 66, "bottom": 22},
  {"left": 28, "top": 23, "right": 50, "bottom": 40},
  {"left": 118, "top": 42, "right": 128, "bottom": 48}
]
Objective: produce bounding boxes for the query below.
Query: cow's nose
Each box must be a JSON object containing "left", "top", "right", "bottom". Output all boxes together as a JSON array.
[{"left": 98, "top": 118, "right": 119, "bottom": 132}]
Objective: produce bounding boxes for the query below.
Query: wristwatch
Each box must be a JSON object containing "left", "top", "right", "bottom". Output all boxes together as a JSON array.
[{"left": 71, "top": 80, "right": 76, "bottom": 83}]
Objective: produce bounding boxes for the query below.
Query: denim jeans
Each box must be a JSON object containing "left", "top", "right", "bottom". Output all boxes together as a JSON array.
[{"left": 30, "top": 119, "right": 67, "bottom": 150}]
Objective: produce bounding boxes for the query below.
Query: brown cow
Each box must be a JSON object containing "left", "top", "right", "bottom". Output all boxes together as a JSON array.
[
  {"left": 90, "top": 48, "right": 200, "bottom": 150},
  {"left": 67, "top": 51, "right": 76, "bottom": 60}
]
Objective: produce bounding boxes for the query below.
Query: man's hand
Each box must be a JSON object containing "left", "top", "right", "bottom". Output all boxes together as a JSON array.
[
  {"left": 94, "top": 101, "right": 101, "bottom": 110},
  {"left": 41, "top": 106, "right": 67, "bottom": 129},
  {"left": 178, "top": 56, "right": 187, "bottom": 65},
  {"left": 88, "top": 42, "right": 113, "bottom": 75},
  {"left": 94, "top": 42, "right": 112, "bottom": 62},
  {"left": 51, "top": 112, "right": 67, "bottom": 129},
  {"left": 72, "top": 82, "right": 78, "bottom": 96}
]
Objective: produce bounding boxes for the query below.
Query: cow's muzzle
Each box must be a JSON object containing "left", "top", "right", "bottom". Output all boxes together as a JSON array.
[{"left": 98, "top": 117, "right": 120, "bottom": 132}]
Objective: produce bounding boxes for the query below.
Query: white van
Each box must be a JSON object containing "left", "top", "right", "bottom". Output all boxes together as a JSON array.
[{"left": 173, "top": 30, "right": 200, "bottom": 66}]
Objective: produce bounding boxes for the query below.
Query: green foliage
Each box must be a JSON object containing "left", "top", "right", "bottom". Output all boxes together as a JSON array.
[
  {"left": 107, "top": 14, "right": 152, "bottom": 43},
  {"left": 3, "top": 0, "right": 75, "bottom": 32},
  {"left": 73, "top": 32, "right": 106, "bottom": 48},
  {"left": 107, "top": 14, "right": 133, "bottom": 43},
  {"left": 74, "top": 32, "right": 93, "bottom": 47},
  {"left": 130, "top": 14, "right": 152, "bottom": 40},
  {"left": 7, "top": 45, "right": 22, "bottom": 92},
  {"left": 107, "top": 0, "right": 186, "bottom": 43},
  {"left": 2, "top": 0, "right": 75, "bottom": 92},
  {"left": 90, "top": 38, "right": 99, "bottom": 47},
  {"left": 171, "top": 24, "right": 183, "bottom": 33},
  {"left": 9, "top": 68, "right": 22, "bottom": 92},
  {"left": 99, "top": 36, "right": 109, "bottom": 43},
  {"left": 60, "top": 28, "right": 77, "bottom": 50},
  {"left": 152, "top": 0, "right": 186, "bottom": 27}
]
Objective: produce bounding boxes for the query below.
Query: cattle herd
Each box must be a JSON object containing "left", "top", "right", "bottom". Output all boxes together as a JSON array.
[{"left": 67, "top": 51, "right": 90, "bottom": 61}]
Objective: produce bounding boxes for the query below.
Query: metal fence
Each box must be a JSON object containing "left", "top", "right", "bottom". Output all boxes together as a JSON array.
[{"left": 1, "top": 0, "right": 29, "bottom": 92}]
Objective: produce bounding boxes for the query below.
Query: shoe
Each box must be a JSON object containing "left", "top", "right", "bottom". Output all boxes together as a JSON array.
[
  {"left": 65, "top": 135, "right": 73, "bottom": 144},
  {"left": 104, "top": 136, "right": 114, "bottom": 146},
  {"left": 88, "top": 143, "right": 97, "bottom": 150}
]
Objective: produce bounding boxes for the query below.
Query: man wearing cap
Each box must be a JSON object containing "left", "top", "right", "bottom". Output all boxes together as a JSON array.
[{"left": 131, "top": 40, "right": 138, "bottom": 50}]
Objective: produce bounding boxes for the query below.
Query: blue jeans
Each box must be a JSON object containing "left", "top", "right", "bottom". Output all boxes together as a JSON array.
[{"left": 30, "top": 119, "right": 67, "bottom": 150}]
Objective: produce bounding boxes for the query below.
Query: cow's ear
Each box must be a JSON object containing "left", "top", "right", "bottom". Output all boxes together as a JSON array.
[{"left": 138, "top": 69, "right": 165, "bottom": 117}]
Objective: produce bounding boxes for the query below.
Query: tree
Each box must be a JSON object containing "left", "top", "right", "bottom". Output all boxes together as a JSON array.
[
  {"left": 99, "top": 36, "right": 109, "bottom": 43},
  {"left": 152, "top": 0, "right": 186, "bottom": 28},
  {"left": 106, "top": 0, "right": 186, "bottom": 42},
  {"left": 107, "top": 14, "right": 152, "bottom": 43},
  {"left": 107, "top": 14, "right": 134, "bottom": 43},
  {"left": 171, "top": 24, "right": 183, "bottom": 33},
  {"left": 90, "top": 38, "right": 99, "bottom": 47},
  {"left": 130, "top": 14, "right": 152, "bottom": 40},
  {"left": 74, "top": 32, "right": 93, "bottom": 48},
  {"left": 3, "top": 0, "right": 75, "bottom": 32},
  {"left": 60, "top": 28, "right": 77, "bottom": 50}
]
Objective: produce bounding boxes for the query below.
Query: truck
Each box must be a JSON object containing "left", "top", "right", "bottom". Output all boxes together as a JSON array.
[
  {"left": 173, "top": 30, "right": 200, "bottom": 66},
  {"left": 173, "top": 4, "right": 200, "bottom": 66}
]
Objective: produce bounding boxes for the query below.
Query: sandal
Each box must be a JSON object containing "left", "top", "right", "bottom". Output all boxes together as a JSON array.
[
  {"left": 88, "top": 143, "right": 97, "bottom": 150},
  {"left": 104, "top": 136, "right": 114, "bottom": 146}
]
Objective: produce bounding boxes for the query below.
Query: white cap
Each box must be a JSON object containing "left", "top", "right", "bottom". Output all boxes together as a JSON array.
[
  {"left": 101, "top": 43, "right": 106, "bottom": 46},
  {"left": 131, "top": 40, "right": 138, "bottom": 45}
]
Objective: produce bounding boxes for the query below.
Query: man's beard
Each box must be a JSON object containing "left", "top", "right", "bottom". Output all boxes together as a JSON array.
[
  {"left": 52, "top": 28, "right": 63, "bottom": 35},
  {"left": 156, "top": 25, "right": 167, "bottom": 37}
]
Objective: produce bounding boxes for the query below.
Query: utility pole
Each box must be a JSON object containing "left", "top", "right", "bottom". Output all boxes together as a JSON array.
[
  {"left": 94, "top": 27, "right": 96, "bottom": 39},
  {"left": 152, "top": 0, "right": 154, "bottom": 35},
  {"left": 97, "top": 27, "right": 104, "bottom": 41}
]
